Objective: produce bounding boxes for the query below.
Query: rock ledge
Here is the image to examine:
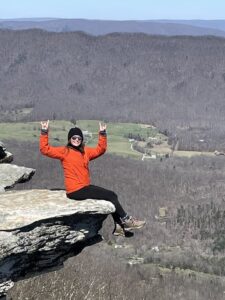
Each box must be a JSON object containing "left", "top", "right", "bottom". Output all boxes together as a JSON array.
[{"left": 0, "top": 189, "right": 115, "bottom": 296}]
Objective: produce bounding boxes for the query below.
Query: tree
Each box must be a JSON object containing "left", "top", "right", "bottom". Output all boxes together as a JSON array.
[{"left": 70, "top": 118, "right": 76, "bottom": 126}]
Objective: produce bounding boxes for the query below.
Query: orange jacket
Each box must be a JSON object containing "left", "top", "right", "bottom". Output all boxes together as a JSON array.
[{"left": 40, "top": 133, "right": 107, "bottom": 194}]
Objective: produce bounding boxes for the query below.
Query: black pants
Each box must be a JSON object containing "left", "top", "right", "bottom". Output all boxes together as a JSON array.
[{"left": 67, "top": 185, "right": 127, "bottom": 224}]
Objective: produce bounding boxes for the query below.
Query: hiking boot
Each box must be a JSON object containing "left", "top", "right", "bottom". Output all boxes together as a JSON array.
[
  {"left": 122, "top": 216, "right": 146, "bottom": 230},
  {"left": 112, "top": 223, "right": 134, "bottom": 238},
  {"left": 112, "top": 223, "right": 126, "bottom": 237}
]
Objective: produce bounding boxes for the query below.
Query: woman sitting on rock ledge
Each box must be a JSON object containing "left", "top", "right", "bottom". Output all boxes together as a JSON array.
[{"left": 40, "top": 120, "right": 145, "bottom": 237}]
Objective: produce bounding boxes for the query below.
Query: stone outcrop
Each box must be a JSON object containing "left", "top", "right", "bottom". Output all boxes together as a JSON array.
[
  {"left": 0, "top": 151, "right": 13, "bottom": 164},
  {"left": 0, "top": 164, "right": 35, "bottom": 192},
  {"left": 0, "top": 142, "right": 13, "bottom": 164},
  {"left": 0, "top": 141, "right": 35, "bottom": 191},
  {"left": 0, "top": 142, "right": 114, "bottom": 296},
  {"left": 0, "top": 189, "right": 115, "bottom": 296}
]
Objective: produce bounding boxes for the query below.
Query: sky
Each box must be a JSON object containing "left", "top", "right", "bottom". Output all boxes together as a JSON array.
[{"left": 1, "top": 0, "right": 225, "bottom": 20}]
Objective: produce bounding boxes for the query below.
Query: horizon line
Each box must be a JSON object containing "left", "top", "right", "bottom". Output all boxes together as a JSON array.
[{"left": 1, "top": 17, "right": 225, "bottom": 22}]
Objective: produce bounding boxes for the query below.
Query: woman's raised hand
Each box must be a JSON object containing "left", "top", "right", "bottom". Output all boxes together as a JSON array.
[
  {"left": 99, "top": 122, "right": 107, "bottom": 131},
  {"left": 40, "top": 120, "right": 49, "bottom": 131}
]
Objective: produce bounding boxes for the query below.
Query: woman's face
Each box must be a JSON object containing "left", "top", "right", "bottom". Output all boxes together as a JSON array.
[{"left": 70, "top": 135, "right": 82, "bottom": 147}]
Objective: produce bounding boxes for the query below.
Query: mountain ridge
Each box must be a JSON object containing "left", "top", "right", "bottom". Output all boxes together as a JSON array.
[{"left": 1, "top": 19, "right": 225, "bottom": 37}]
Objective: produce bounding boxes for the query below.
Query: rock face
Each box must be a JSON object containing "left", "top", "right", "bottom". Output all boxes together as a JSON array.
[
  {"left": 0, "top": 151, "right": 13, "bottom": 164},
  {"left": 0, "top": 141, "right": 13, "bottom": 164},
  {"left": 0, "top": 142, "right": 115, "bottom": 296},
  {"left": 0, "top": 164, "right": 35, "bottom": 192},
  {"left": 0, "top": 189, "right": 115, "bottom": 296},
  {"left": 0, "top": 141, "right": 34, "bottom": 191}
]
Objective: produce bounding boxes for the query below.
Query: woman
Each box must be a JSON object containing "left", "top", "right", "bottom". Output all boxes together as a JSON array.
[{"left": 40, "top": 120, "right": 145, "bottom": 237}]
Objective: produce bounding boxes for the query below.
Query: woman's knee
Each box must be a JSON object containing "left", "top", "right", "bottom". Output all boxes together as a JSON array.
[{"left": 108, "top": 191, "right": 118, "bottom": 203}]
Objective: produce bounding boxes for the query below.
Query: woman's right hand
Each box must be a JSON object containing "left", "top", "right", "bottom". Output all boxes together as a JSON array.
[
  {"left": 40, "top": 120, "right": 49, "bottom": 131},
  {"left": 99, "top": 122, "right": 107, "bottom": 131}
]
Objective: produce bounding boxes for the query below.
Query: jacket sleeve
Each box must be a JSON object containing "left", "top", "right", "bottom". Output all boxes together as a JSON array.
[
  {"left": 86, "top": 134, "right": 107, "bottom": 161},
  {"left": 40, "top": 133, "right": 65, "bottom": 160}
]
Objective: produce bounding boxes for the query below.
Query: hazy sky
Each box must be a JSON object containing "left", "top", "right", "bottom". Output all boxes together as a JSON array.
[{"left": 1, "top": 0, "right": 225, "bottom": 20}]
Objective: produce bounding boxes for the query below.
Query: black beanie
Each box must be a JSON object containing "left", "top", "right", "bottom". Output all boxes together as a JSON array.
[{"left": 68, "top": 127, "right": 83, "bottom": 141}]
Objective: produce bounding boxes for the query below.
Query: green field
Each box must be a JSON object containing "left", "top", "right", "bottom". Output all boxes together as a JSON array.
[
  {"left": 0, "top": 120, "right": 162, "bottom": 159},
  {"left": 0, "top": 120, "right": 216, "bottom": 158}
]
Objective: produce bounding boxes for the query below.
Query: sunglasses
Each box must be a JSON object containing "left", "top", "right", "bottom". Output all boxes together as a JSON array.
[{"left": 71, "top": 135, "right": 82, "bottom": 141}]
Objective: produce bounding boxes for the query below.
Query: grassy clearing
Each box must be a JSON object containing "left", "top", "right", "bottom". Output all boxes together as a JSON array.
[
  {"left": 0, "top": 120, "right": 216, "bottom": 158},
  {"left": 0, "top": 120, "right": 159, "bottom": 158},
  {"left": 173, "top": 150, "right": 214, "bottom": 158}
]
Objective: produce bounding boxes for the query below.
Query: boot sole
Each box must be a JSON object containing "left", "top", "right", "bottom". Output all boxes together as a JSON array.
[
  {"left": 113, "top": 230, "right": 134, "bottom": 237},
  {"left": 113, "top": 232, "right": 125, "bottom": 237},
  {"left": 124, "top": 223, "right": 146, "bottom": 230}
]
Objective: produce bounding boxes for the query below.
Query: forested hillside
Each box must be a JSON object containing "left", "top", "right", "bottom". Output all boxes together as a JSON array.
[{"left": 1, "top": 30, "right": 225, "bottom": 150}]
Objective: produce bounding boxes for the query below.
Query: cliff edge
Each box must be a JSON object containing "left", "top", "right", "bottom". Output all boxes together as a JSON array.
[{"left": 0, "top": 189, "right": 115, "bottom": 296}]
